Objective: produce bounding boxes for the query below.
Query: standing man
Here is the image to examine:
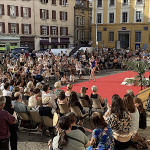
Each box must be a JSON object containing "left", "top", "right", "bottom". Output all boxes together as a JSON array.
[
  {"left": 31, "top": 50, "right": 36, "bottom": 61},
  {"left": 0, "top": 96, "right": 16, "bottom": 150}
]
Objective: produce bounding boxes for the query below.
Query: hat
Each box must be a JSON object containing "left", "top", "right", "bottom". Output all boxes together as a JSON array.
[{"left": 42, "top": 96, "right": 51, "bottom": 105}]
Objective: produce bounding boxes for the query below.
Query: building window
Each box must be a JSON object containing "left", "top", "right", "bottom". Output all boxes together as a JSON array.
[
  {"left": 122, "top": 0, "right": 128, "bottom": 5},
  {"left": 42, "top": 0, "right": 47, "bottom": 3},
  {"left": 62, "top": 0, "right": 66, "bottom": 6},
  {"left": 97, "top": 0, "right": 102, "bottom": 7},
  {"left": 24, "top": 24, "right": 29, "bottom": 34},
  {"left": 76, "top": 17, "right": 79, "bottom": 25},
  {"left": 52, "top": 26, "right": 56, "bottom": 35},
  {"left": 62, "top": 12, "right": 66, "bottom": 21},
  {"left": 122, "top": 12, "right": 127, "bottom": 23},
  {"left": 82, "top": 17, "right": 85, "bottom": 25},
  {"left": 42, "top": 9, "right": 47, "bottom": 19},
  {"left": 10, "top": 5, "right": 16, "bottom": 16},
  {"left": 0, "top": 23, "right": 2, "bottom": 33},
  {"left": 80, "top": 17, "right": 82, "bottom": 25},
  {"left": 76, "top": 30, "right": 79, "bottom": 40},
  {"left": 23, "top": 7, "right": 28, "bottom": 18},
  {"left": 42, "top": 26, "right": 47, "bottom": 35},
  {"left": 135, "top": 31, "right": 141, "bottom": 42},
  {"left": 0, "top": 5, "right": 2, "bottom": 15},
  {"left": 81, "top": 9, "right": 84, "bottom": 14},
  {"left": 109, "top": 13, "right": 114, "bottom": 23},
  {"left": 82, "top": 30, "right": 85, "bottom": 39},
  {"left": 97, "top": 31, "right": 101, "bottom": 42},
  {"left": 11, "top": 24, "right": 16, "bottom": 34},
  {"left": 52, "top": 0, "right": 56, "bottom": 4},
  {"left": 136, "top": 0, "right": 143, "bottom": 4},
  {"left": 88, "top": 30, "right": 91, "bottom": 40},
  {"left": 62, "top": 27, "right": 66, "bottom": 35},
  {"left": 136, "top": 11, "right": 142, "bottom": 22},
  {"left": 109, "top": 31, "right": 114, "bottom": 42},
  {"left": 97, "top": 13, "right": 101, "bottom": 23},
  {"left": 79, "top": 30, "right": 82, "bottom": 39},
  {"left": 109, "top": 0, "right": 114, "bottom": 6}
]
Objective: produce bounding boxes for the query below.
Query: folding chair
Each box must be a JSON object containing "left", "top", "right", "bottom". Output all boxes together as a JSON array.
[{"left": 58, "top": 103, "right": 69, "bottom": 114}]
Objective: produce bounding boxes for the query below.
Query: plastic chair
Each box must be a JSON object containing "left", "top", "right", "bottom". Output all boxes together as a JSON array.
[
  {"left": 29, "top": 110, "right": 43, "bottom": 136},
  {"left": 58, "top": 103, "right": 69, "bottom": 114},
  {"left": 91, "top": 98, "right": 106, "bottom": 114},
  {"left": 79, "top": 99, "right": 92, "bottom": 117},
  {"left": 70, "top": 106, "right": 89, "bottom": 123}
]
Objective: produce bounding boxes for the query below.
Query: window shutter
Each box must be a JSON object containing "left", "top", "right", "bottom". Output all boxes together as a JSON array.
[
  {"left": 46, "top": 0, "right": 48, "bottom": 3},
  {"left": 40, "top": 9, "right": 42, "bottom": 18},
  {"left": 7, "top": 5, "right": 10, "bottom": 16},
  {"left": 40, "top": 25, "right": 42, "bottom": 35},
  {"left": 29, "top": 24, "right": 31, "bottom": 34},
  {"left": 40, "top": 0, "right": 42, "bottom": 2},
  {"left": 16, "top": 23, "right": 19, "bottom": 34},
  {"left": 47, "top": 10, "right": 49, "bottom": 19},
  {"left": 56, "top": 26, "right": 58, "bottom": 35},
  {"left": 60, "top": 0, "right": 62, "bottom": 5},
  {"left": 16, "top": 6, "right": 19, "bottom": 17},
  {"left": 50, "top": 26, "right": 52, "bottom": 35},
  {"left": 60, "top": 27, "right": 62, "bottom": 36},
  {"left": 21, "top": 7, "right": 23, "bottom": 17},
  {"left": 66, "top": 27, "right": 68, "bottom": 36},
  {"left": 60, "top": 11, "right": 62, "bottom": 20},
  {"left": 52, "top": 0, "right": 56, "bottom": 4},
  {"left": 52, "top": 10, "right": 56, "bottom": 19},
  {"left": 1, "top": 4, "right": 4, "bottom": 15},
  {"left": 47, "top": 26, "right": 49, "bottom": 35},
  {"left": 29, "top": 8, "right": 31, "bottom": 18},
  {"left": 2, "top": 22, "right": 5, "bottom": 33},
  {"left": 22, "top": 24, "right": 24, "bottom": 34},
  {"left": 8, "top": 23, "right": 11, "bottom": 33},
  {"left": 65, "top": 12, "right": 67, "bottom": 21},
  {"left": 66, "top": 0, "right": 67, "bottom": 3}
]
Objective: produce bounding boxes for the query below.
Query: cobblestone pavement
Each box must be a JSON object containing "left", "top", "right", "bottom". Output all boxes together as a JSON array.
[{"left": 15, "top": 70, "right": 150, "bottom": 150}]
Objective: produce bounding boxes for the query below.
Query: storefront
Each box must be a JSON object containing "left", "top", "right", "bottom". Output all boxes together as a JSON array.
[
  {"left": 20, "top": 36, "right": 34, "bottom": 50},
  {"left": 60, "top": 38, "right": 70, "bottom": 48},
  {"left": 0, "top": 36, "right": 20, "bottom": 52},
  {"left": 51, "top": 38, "right": 60, "bottom": 49},
  {"left": 40, "top": 38, "right": 51, "bottom": 50}
]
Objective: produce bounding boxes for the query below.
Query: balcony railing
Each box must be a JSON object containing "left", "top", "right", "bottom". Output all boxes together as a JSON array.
[{"left": 109, "top": 3, "right": 114, "bottom": 6}]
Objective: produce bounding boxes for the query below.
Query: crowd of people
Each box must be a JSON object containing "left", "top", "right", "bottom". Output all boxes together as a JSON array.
[{"left": 0, "top": 47, "right": 149, "bottom": 150}]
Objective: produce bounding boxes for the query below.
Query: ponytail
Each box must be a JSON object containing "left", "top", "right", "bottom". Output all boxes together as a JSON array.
[{"left": 58, "top": 130, "right": 68, "bottom": 150}]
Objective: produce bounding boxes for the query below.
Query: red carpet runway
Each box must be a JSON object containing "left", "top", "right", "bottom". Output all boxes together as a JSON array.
[{"left": 61, "top": 71, "right": 150, "bottom": 104}]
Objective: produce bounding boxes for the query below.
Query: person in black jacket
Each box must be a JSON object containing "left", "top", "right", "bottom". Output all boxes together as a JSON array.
[
  {"left": 39, "top": 96, "right": 55, "bottom": 119},
  {"left": 134, "top": 98, "right": 147, "bottom": 129}
]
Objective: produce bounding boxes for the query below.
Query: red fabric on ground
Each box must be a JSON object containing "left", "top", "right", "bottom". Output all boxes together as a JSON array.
[{"left": 61, "top": 71, "right": 150, "bottom": 104}]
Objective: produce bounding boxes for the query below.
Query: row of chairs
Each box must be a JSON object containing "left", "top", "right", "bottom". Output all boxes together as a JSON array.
[{"left": 17, "top": 111, "right": 58, "bottom": 137}]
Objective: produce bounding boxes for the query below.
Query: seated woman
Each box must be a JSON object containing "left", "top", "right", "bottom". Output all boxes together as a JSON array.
[
  {"left": 80, "top": 87, "right": 91, "bottom": 105},
  {"left": 122, "top": 93, "right": 139, "bottom": 134},
  {"left": 33, "top": 88, "right": 42, "bottom": 102},
  {"left": 113, "top": 56, "right": 118, "bottom": 69},
  {"left": 70, "top": 73, "right": 76, "bottom": 82},
  {"left": 66, "top": 112, "right": 85, "bottom": 133},
  {"left": 134, "top": 98, "right": 147, "bottom": 129},
  {"left": 27, "top": 81, "right": 34, "bottom": 93},
  {"left": 61, "top": 75, "right": 67, "bottom": 85},
  {"left": 69, "top": 91, "right": 84, "bottom": 126},
  {"left": 28, "top": 96, "right": 39, "bottom": 111},
  {"left": 87, "top": 112, "right": 114, "bottom": 150},
  {"left": 52, "top": 116, "right": 90, "bottom": 150},
  {"left": 57, "top": 90, "right": 68, "bottom": 105},
  {"left": 107, "top": 94, "right": 131, "bottom": 150},
  {"left": 54, "top": 81, "right": 62, "bottom": 98},
  {"left": 90, "top": 85, "right": 104, "bottom": 107},
  {"left": 65, "top": 83, "right": 72, "bottom": 97}
]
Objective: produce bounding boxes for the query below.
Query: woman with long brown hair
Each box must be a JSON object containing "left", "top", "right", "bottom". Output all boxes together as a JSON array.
[
  {"left": 134, "top": 98, "right": 147, "bottom": 129},
  {"left": 122, "top": 93, "right": 139, "bottom": 134},
  {"left": 87, "top": 112, "right": 114, "bottom": 150}
]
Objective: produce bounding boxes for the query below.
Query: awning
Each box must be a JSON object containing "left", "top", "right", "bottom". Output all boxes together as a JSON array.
[
  {"left": 51, "top": 42, "right": 60, "bottom": 45},
  {"left": 60, "top": 42, "right": 70, "bottom": 45},
  {"left": 40, "top": 40, "right": 51, "bottom": 45}
]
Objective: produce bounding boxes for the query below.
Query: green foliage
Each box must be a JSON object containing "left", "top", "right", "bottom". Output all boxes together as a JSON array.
[{"left": 124, "top": 60, "right": 150, "bottom": 89}]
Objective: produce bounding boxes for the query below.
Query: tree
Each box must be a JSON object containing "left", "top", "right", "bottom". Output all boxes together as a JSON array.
[{"left": 124, "top": 60, "right": 150, "bottom": 90}]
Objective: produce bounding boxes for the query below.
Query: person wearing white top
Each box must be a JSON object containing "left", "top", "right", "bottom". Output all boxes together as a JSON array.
[
  {"left": 3, "top": 83, "right": 12, "bottom": 97},
  {"left": 70, "top": 74, "right": 76, "bottom": 82}
]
